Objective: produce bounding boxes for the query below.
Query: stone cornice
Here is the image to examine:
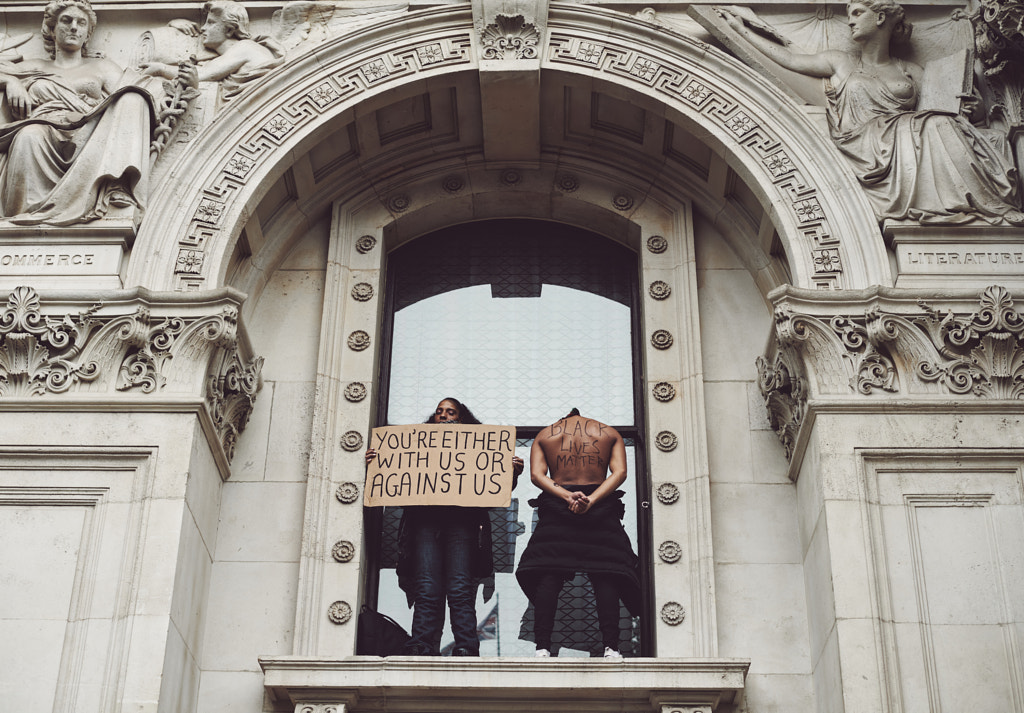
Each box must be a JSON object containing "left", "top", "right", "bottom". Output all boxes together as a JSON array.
[
  {"left": 759, "top": 285, "right": 1024, "bottom": 462},
  {"left": 260, "top": 656, "right": 750, "bottom": 711}
]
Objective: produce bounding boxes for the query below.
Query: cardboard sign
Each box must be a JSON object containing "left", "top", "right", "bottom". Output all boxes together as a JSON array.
[{"left": 364, "top": 424, "right": 517, "bottom": 507}]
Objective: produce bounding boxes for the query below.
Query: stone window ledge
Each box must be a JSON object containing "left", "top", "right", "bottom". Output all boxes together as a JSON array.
[{"left": 260, "top": 656, "right": 750, "bottom": 712}]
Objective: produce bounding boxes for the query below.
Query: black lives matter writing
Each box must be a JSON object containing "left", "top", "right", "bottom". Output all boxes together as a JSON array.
[
  {"left": 550, "top": 417, "right": 610, "bottom": 471},
  {"left": 364, "top": 424, "right": 516, "bottom": 507}
]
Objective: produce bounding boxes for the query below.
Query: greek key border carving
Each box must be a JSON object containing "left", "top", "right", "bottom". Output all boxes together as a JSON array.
[
  {"left": 547, "top": 32, "right": 842, "bottom": 286},
  {"left": 176, "top": 32, "right": 473, "bottom": 288}
]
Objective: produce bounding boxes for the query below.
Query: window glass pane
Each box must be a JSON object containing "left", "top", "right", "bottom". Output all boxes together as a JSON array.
[
  {"left": 389, "top": 285, "right": 633, "bottom": 426},
  {"left": 386, "top": 220, "right": 635, "bottom": 426}
]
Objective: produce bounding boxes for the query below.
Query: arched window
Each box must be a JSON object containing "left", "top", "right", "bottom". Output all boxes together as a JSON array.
[{"left": 368, "top": 219, "right": 651, "bottom": 656}]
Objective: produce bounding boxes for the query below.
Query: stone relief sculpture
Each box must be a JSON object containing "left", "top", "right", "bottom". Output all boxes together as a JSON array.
[
  {"left": 721, "top": 0, "right": 1024, "bottom": 227},
  {"left": 141, "top": 1, "right": 285, "bottom": 100},
  {"left": 137, "top": 1, "right": 412, "bottom": 102},
  {"left": 0, "top": 0, "right": 194, "bottom": 226}
]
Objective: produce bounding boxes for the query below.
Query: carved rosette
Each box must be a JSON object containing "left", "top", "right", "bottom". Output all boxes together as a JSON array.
[
  {"left": 332, "top": 540, "right": 356, "bottom": 562},
  {"left": 344, "top": 382, "right": 367, "bottom": 401},
  {"left": 660, "top": 602, "right": 685, "bottom": 625},
  {"left": 655, "top": 431, "right": 678, "bottom": 452},
  {"left": 652, "top": 382, "right": 676, "bottom": 402},
  {"left": 347, "top": 331, "right": 371, "bottom": 351},
  {"left": 336, "top": 482, "right": 360, "bottom": 503},
  {"left": 388, "top": 194, "right": 411, "bottom": 212},
  {"left": 651, "top": 330, "right": 673, "bottom": 350},
  {"left": 351, "top": 283, "right": 374, "bottom": 302},
  {"left": 658, "top": 541, "right": 682, "bottom": 563},
  {"left": 612, "top": 194, "right": 634, "bottom": 211},
  {"left": 647, "top": 235, "right": 668, "bottom": 254},
  {"left": 500, "top": 169, "right": 522, "bottom": 186},
  {"left": 327, "top": 601, "right": 353, "bottom": 624},
  {"left": 556, "top": 174, "right": 579, "bottom": 192},
  {"left": 656, "top": 482, "right": 680, "bottom": 504},
  {"left": 340, "top": 431, "right": 364, "bottom": 451},
  {"left": 480, "top": 15, "right": 539, "bottom": 60},
  {"left": 443, "top": 175, "right": 465, "bottom": 193},
  {"left": 649, "top": 281, "right": 672, "bottom": 300},
  {"left": 355, "top": 235, "right": 377, "bottom": 254}
]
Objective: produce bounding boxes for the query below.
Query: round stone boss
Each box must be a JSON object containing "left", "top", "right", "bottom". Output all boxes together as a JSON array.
[
  {"left": 654, "top": 431, "right": 678, "bottom": 452},
  {"left": 335, "top": 482, "right": 360, "bottom": 503},
  {"left": 332, "top": 540, "right": 355, "bottom": 562},
  {"left": 328, "top": 600, "right": 353, "bottom": 624},
  {"left": 656, "top": 482, "right": 680, "bottom": 504},
  {"left": 340, "top": 431, "right": 364, "bottom": 451},
  {"left": 355, "top": 235, "right": 377, "bottom": 253},
  {"left": 660, "top": 601, "right": 686, "bottom": 625}
]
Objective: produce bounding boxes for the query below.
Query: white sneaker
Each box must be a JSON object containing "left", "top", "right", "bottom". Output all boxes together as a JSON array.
[
  {"left": 603, "top": 647, "right": 622, "bottom": 659},
  {"left": 535, "top": 648, "right": 551, "bottom": 657}
]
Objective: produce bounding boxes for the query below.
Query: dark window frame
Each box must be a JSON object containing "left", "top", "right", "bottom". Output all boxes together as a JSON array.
[{"left": 366, "top": 219, "right": 655, "bottom": 656}]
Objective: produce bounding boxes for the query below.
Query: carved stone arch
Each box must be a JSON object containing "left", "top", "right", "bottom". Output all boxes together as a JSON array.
[{"left": 128, "top": 3, "right": 888, "bottom": 291}]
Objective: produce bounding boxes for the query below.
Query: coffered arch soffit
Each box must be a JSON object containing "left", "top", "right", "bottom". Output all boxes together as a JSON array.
[{"left": 128, "top": 4, "right": 888, "bottom": 292}]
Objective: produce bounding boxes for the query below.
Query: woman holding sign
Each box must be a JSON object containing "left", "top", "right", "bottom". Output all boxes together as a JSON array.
[{"left": 366, "top": 398, "right": 524, "bottom": 656}]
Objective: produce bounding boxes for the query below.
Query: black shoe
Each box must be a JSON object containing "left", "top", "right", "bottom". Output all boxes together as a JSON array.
[
  {"left": 404, "top": 643, "right": 434, "bottom": 656},
  {"left": 451, "top": 647, "right": 478, "bottom": 657}
]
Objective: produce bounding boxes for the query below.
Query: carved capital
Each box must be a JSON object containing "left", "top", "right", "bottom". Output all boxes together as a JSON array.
[
  {"left": 762, "top": 285, "right": 1024, "bottom": 459},
  {"left": 0, "top": 286, "right": 263, "bottom": 463}
]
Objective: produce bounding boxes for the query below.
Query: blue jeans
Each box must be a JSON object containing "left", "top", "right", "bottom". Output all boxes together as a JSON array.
[{"left": 405, "top": 508, "right": 480, "bottom": 654}]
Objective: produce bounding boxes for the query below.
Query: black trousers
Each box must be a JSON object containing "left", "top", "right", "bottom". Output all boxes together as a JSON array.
[{"left": 532, "top": 572, "right": 620, "bottom": 651}]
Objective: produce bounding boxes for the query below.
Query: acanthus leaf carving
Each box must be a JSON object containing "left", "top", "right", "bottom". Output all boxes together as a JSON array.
[
  {"left": 914, "top": 286, "right": 1024, "bottom": 398},
  {"left": 756, "top": 350, "right": 806, "bottom": 460},
  {"left": 479, "top": 15, "right": 539, "bottom": 60},
  {"left": 0, "top": 287, "right": 102, "bottom": 397},
  {"left": 206, "top": 350, "right": 265, "bottom": 461}
]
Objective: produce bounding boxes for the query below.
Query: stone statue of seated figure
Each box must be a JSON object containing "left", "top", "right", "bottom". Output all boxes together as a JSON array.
[
  {"left": 721, "top": 0, "right": 1024, "bottom": 227},
  {"left": 0, "top": 0, "right": 190, "bottom": 226},
  {"left": 141, "top": 0, "right": 285, "bottom": 100}
]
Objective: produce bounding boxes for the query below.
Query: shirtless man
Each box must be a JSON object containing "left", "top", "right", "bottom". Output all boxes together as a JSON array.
[
  {"left": 530, "top": 407, "right": 626, "bottom": 516},
  {"left": 516, "top": 408, "right": 640, "bottom": 658}
]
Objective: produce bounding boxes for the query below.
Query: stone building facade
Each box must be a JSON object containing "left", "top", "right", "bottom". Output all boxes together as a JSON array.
[{"left": 1, "top": 0, "right": 1022, "bottom": 711}]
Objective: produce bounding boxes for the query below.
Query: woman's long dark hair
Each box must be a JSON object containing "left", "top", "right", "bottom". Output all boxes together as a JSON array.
[{"left": 423, "top": 397, "right": 481, "bottom": 425}]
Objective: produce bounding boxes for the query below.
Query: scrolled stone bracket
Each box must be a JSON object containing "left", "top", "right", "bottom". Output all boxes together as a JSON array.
[{"left": 205, "top": 348, "right": 264, "bottom": 462}]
